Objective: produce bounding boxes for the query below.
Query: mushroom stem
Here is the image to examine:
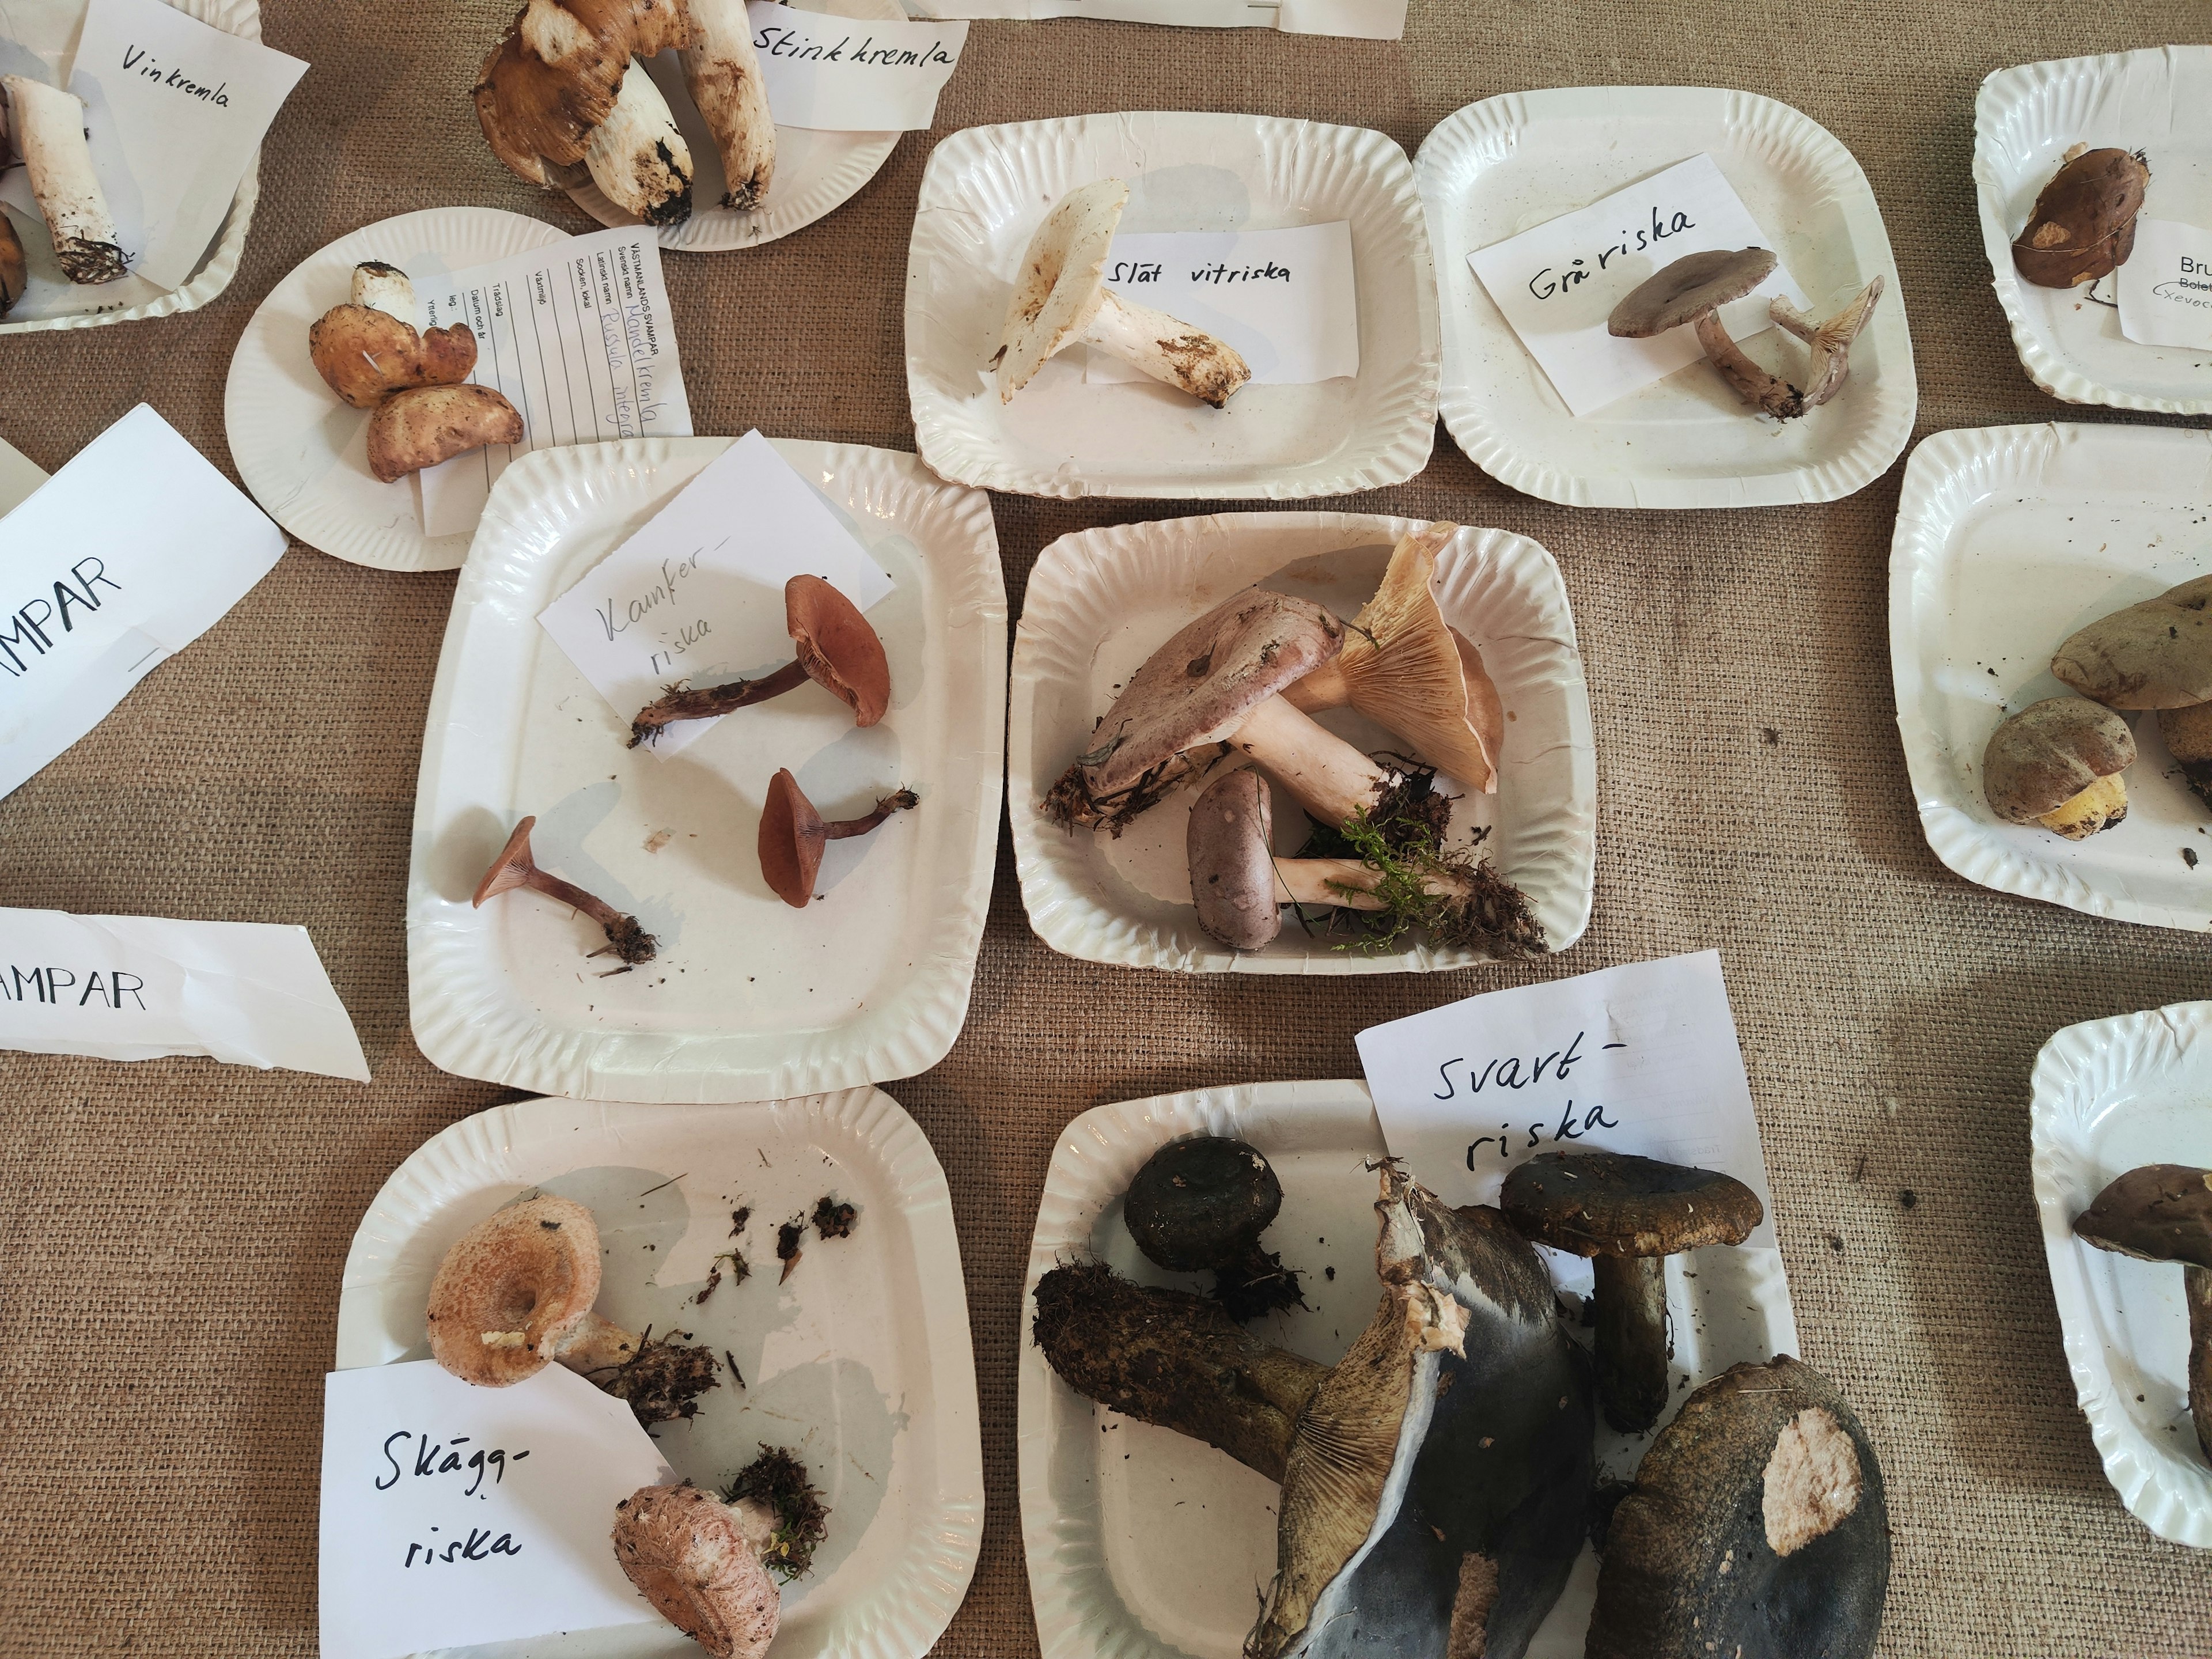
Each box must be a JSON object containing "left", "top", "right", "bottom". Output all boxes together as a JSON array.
[
  {"left": 585, "top": 58, "right": 694, "bottom": 226},
  {"left": 630, "top": 659, "right": 812, "bottom": 745},
  {"left": 473, "top": 816, "right": 658, "bottom": 965},
  {"left": 680, "top": 0, "right": 775, "bottom": 211},
  {"left": 1079, "top": 287, "right": 1252, "bottom": 408},
  {"left": 1768, "top": 276, "right": 1884, "bottom": 410},
  {"left": 551, "top": 1310, "right": 643, "bottom": 1371},
  {"left": 1592, "top": 1252, "right": 1671, "bottom": 1434},
  {"left": 352, "top": 260, "right": 416, "bottom": 320},
  {"left": 2, "top": 77, "right": 127, "bottom": 285},
  {"left": 1230, "top": 695, "right": 1389, "bottom": 825},
  {"left": 820, "top": 789, "right": 918, "bottom": 839},
  {"left": 2190, "top": 1264, "right": 2212, "bottom": 1462},
  {"left": 1690, "top": 310, "right": 1802, "bottom": 419}
]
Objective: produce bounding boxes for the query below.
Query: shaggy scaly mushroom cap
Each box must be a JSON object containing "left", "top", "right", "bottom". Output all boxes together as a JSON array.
[
  {"left": 426, "top": 1194, "right": 609, "bottom": 1387},
  {"left": 2051, "top": 574, "right": 2212, "bottom": 709},
  {"left": 612, "top": 1484, "right": 780, "bottom": 1659}
]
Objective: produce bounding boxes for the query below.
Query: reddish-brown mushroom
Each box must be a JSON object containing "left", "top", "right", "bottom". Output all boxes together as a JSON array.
[
  {"left": 474, "top": 816, "right": 657, "bottom": 965},
  {"left": 630, "top": 575, "right": 891, "bottom": 747},
  {"left": 756, "top": 769, "right": 918, "bottom": 908}
]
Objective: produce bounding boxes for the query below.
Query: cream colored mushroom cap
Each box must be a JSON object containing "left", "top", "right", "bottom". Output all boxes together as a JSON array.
[
  {"left": 612, "top": 1484, "right": 781, "bottom": 1659},
  {"left": 425, "top": 1194, "right": 604, "bottom": 1387},
  {"left": 998, "top": 178, "right": 1128, "bottom": 401}
]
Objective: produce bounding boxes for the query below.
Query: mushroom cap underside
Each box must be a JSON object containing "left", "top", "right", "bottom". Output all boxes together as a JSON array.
[
  {"left": 474, "top": 817, "right": 541, "bottom": 906},
  {"left": 1499, "top": 1149, "right": 1764, "bottom": 1258},
  {"left": 1124, "top": 1131, "right": 1285, "bottom": 1272},
  {"left": 1585, "top": 1356, "right": 1889, "bottom": 1659},
  {"left": 1187, "top": 768, "right": 1281, "bottom": 950},
  {"left": 612, "top": 1484, "right": 780, "bottom": 1659},
  {"left": 1982, "top": 698, "right": 2137, "bottom": 823},
  {"left": 759, "top": 768, "right": 825, "bottom": 907},
  {"left": 2074, "top": 1164, "right": 2212, "bottom": 1269},
  {"left": 426, "top": 1192, "right": 604, "bottom": 1386},
  {"left": 785, "top": 574, "right": 891, "bottom": 726},
  {"left": 998, "top": 177, "right": 1127, "bottom": 398},
  {"left": 2051, "top": 573, "right": 2212, "bottom": 709},
  {"left": 1607, "top": 248, "right": 1777, "bottom": 337}
]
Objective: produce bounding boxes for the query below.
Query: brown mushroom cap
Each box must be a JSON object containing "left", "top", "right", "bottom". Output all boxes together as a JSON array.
[
  {"left": 2051, "top": 575, "right": 2212, "bottom": 709},
  {"left": 612, "top": 1484, "right": 780, "bottom": 1659},
  {"left": 426, "top": 1194, "right": 604, "bottom": 1387},
  {"left": 1080, "top": 587, "right": 1343, "bottom": 801},
  {"left": 1499, "top": 1150, "right": 1763, "bottom": 1258},
  {"left": 1608, "top": 248, "right": 1778, "bottom": 338},
  {"left": 2161, "top": 702, "right": 2212, "bottom": 809},
  {"left": 1187, "top": 768, "right": 1281, "bottom": 950},
  {"left": 473, "top": 817, "right": 540, "bottom": 906},
  {"left": 1982, "top": 698, "right": 2137, "bottom": 823},
  {"left": 758, "top": 768, "right": 825, "bottom": 908},
  {"left": 2075, "top": 1165, "right": 2212, "bottom": 1270},
  {"left": 2013, "top": 147, "right": 2150, "bottom": 289},
  {"left": 785, "top": 575, "right": 890, "bottom": 728}
]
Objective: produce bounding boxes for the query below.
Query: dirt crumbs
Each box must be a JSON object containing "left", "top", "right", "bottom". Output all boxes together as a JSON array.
[{"left": 725, "top": 1445, "right": 831, "bottom": 1581}]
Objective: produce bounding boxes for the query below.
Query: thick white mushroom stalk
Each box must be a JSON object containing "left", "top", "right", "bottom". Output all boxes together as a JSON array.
[
  {"left": 1, "top": 76, "right": 127, "bottom": 285},
  {"left": 585, "top": 59, "right": 694, "bottom": 226},
  {"left": 680, "top": 0, "right": 776, "bottom": 211}
]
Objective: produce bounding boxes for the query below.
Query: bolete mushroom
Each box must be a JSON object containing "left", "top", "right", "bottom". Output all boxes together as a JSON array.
[
  {"left": 998, "top": 179, "right": 1251, "bottom": 408},
  {"left": 1124, "top": 1135, "right": 1302, "bottom": 1321},
  {"left": 1982, "top": 698, "right": 2136, "bottom": 841},
  {"left": 757, "top": 768, "right": 917, "bottom": 908},
  {"left": 309, "top": 263, "right": 480, "bottom": 409},
  {"left": 2160, "top": 703, "right": 2212, "bottom": 810},
  {"left": 1, "top": 75, "right": 127, "bottom": 284},
  {"left": 630, "top": 575, "right": 891, "bottom": 747},
  {"left": 1586, "top": 1356, "right": 1890, "bottom": 1659},
  {"left": 474, "top": 815, "right": 658, "bottom": 965},
  {"left": 427, "top": 1194, "right": 719, "bottom": 1425},
  {"left": 1187, "top": 767, "right": 1544, "bottom": 957},
  {"left": 2074, "top": 1164, "right": 2212, "bottom": 1462},
  {"left": 366, "top": 382, "right": 525, "bottom": 483},
  {"left": 2013, "top": 145, "right": 2151, "bottom": 289},
  {"left": 1500, "top": 1150, "right": 1763, "bottom": 1434},
  {"left": 2051, "top": 574, "right": 2212, "bottom": 709},
  {"left": 1608, "top": 248, "right": 1883, "bottom": 421}
]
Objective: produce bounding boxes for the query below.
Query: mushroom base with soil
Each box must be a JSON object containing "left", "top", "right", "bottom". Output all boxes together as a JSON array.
[
  {"left": 589, "top": 1331, "right": 726, "bottom": 1426},
  {"left": 474, "top": 816, "right": 658, "bottom": 967}
]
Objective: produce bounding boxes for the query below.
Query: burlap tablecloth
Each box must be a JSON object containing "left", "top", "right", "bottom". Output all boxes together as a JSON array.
[{"left": 3, "top": 2, "right": 2210, "bottom": 1652}]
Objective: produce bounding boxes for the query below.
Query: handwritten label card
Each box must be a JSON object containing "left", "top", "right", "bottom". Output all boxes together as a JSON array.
[
  {"left": 2118, "top": 218, "right": 2212, "bottom": 349},
  {"left": 0, "top": 906, "right": 368, "bottom": 1080},
  {"left": 320, "top": 1362, "right": 671, "bottom": 1659},
  {"left": 1467, "top": 155, "right": 1810, "bottom": 418},
  {"left": 537, "top": 431, "right": 893, "bottom": 756},
  {"left": 1083, "top": 221, "right": 1358, "bottom": 387},
  {"left": 1354, "top": 951, "right": 1777, "bottom": 1247},
  {"left": 744, "top": 1, "right": 967, "bottom": 130},
  {"left": 0, "top": 403, "right": 283, "bottom": 801},
  {"left": 415, "top": 227, "right": 692, "bottom": 539}
]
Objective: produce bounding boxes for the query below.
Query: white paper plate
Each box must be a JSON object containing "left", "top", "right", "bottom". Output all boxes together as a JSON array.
[
  {"left": 1975, "top": 47, "right": 2212, "bottom": 414},
  {"left": 2031, "top": 1002, "right": 2212, "bottom": 1547},
  {"left": 905, "top": 112, "right": 1439, "bottom": 499},
  {"left": 338, "top": 1088, "right": 986, "bottom": 1657},
  {"left": 1889, "top": 421, "right": 2212, "bottom": 932},
  {"left": 224, "top": 206, "right": 569, "bottom": 571},
  {"left": 1415, "top": 86, "right": 1915, "bottom": 510},
  {"left": 0, "top": 0, "right": 261, "bottom": 333},
  {"left": 1008, "top": 513, "right": 1595, "bottom": 973},
  {"left": 407, "top": 435, "right": 1006, "bottom": 1101},
  {"left": 1016, "top": 1080, "right": 1801, "bottom": 1659},
  {"left": 562, "top": 0, "right": 903, "bottom": 250}
]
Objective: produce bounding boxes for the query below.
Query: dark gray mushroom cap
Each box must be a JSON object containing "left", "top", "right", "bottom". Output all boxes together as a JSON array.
[
  {"left": 1982, "top": 698, "right": 2136, "bottom": 823},
  {"left": 2051, "top": 574, "right": 2212, "bottom": 709},
  {"left": 1499, "top": 1150, "right": 1763, "bottom": 1258},
  {"left": 1125, "top": 1133, "right": 1283, "bottom": 1272},
  {"left": 1188, "top": 768, "right": 1280, "bottom": 950},
  {"left": 2075, "top": 1164, "right": 2212, "bottom": 1270},
  {"left": 1607, "top": 248, "right": 1777, "bottom": 338}
]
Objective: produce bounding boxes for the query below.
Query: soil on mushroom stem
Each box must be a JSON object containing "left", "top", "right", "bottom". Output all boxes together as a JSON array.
[
  {"left": 725, "top": 1445, "right": 831, "bottom": 1582},
  {"left": 594, "top": 1332, "right": 721, "bottom": 1425}
]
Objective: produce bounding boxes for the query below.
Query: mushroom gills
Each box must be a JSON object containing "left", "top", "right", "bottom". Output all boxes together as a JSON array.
[{"left": 2036, "top": 769, "right": 2127, "bottom": 839}]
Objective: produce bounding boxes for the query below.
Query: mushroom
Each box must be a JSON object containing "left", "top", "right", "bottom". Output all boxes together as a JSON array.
[
  {"left": 756, "top": 769, "right": 917, "bottom": 908},
  {"left": 1124, "top": 1135, "right": 1302, "bottom": 1320},
  {"left": 1279, "top": 523, "right": 1504, "bottom": 793},
  {"left": 1500, "top": 1150, "right": 1763, "bottom": 1434},
  {"left": 351, "top": 260, "right": 415, "bottom": 320},
  {"left": 998, "top": 179, "right": 1251, "bottom": 408},
  {"left": 579, "top": 58, "right": 694, "bottom": 225},
  {"left": 2013, "top": 145, "right": 2151, "bottom": 289},
  {"left": 2051, "top": 574, "right": 2212, "bottom": 709},
  {"left": 1982, "top": 698, "right": 2135, "bottom": 841},
  {"left": 680, "top": 0, "right": 775, "bottom": 210},
  {"left": 1, "top": 76, "right": 127, "bottom": 285},
  {"left": 2161, "top": 702, "right": 2212, "bottom": 810},
  {"left": 1586, "top": 1356, "right": 1890, "bottom": 1659},
  {"left": 366, "top": 383, "right": 526, "bottom": 483},
  {"left": 426, "top": 1194, "right": 719, "bottom": 1425},
  {"left": 2073, "top": 1164, "right": 2212, "bottom": 1462},
  {"left": 1607, "top": 248, "right": 1883, "bottom": 421},
  {"left": 630, "top": 575, "right": 891, "bottom": 747},
  {"left": 474, "top": 815, "right": 658, "bottom": 965},
  {"left": 0, "top": 213, "right": 25, "bottom": 317},
  {"left": 309, "top": 264, "right": 480, "bottom": 410},
  {"left": 1187, "top": 768, "right": 1544, "bottom": 957}
]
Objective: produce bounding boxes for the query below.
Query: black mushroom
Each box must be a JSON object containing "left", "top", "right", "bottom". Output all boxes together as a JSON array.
[
  {"left": 2074, "top": 1164, "right": 2212, "bottom": 1461},
  {"left": 1124, "top": 1135, "right": 1302, "bottom": 1320}
]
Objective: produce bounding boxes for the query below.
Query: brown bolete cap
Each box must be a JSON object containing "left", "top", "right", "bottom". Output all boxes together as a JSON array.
[
  {"left": 1982, "top": 698, "right": 2136, "bottom": 823},
  {"left": 612, "top": 1484, "right": 780, "bottom": 1659},
  {"left": 1500, "top": 1149, "right": 1763, "bottom": 1257},
  {"left": 2161, "top": 701, "right": 2212, "bottom": 808},
  {"left": 2075, "top": 1164, "right": 2212, "bottom": 1270},
  {"left": 1186, "top": 767, "right": 1280, "bottom": 950},
  {"left": 2013, "top": 147, "right": 2151, "bottom": 289},
  {"left": 1608, "top": 248, "right": 1777, "bottom": 338},
  {"left": 2050, "top": 574, "right": 2212, "bottom": 709},
  {"left": 426, "top": 1194, "right": 603, "bottom": 1387},
  {"left": 759, "top": 768, "right": 825, "bottom": 908},
  {"left": 785, "top": 575, "right": 890, "bottom": 728},
  {"left": 1080, "top": 587, "right": 1343, "bottom": 801}
]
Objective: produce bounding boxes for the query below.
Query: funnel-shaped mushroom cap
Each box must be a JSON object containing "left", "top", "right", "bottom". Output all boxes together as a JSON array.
[
  {"left": 999, "top": 179, "right": 1127, "bottom": 400},
  {"left": 1586, "top": 1357, "right": 1889, "bottom": 1659},
  {"left": 1247, "top": 1165, "right": 1593, "bottom": 1659},
  {"left": 612, "top": 1484, "right": 780, "bottom": 1659},
  {"left": 426, "top": 1194, "right": 604, "bottom": 1387},
  {"left": 786, "top": 575, "right": 890, "bottom": 727},
  {"left": 2051, "top": 574, "right": 2212, "bottom": 709},
  {"left": 1983, "top": 698, "right": 2135, "bottom": 824},
  {"left": 1082, "top": 588, "right": 1344, "bottom": 801},
  {"left": 1501, "top": 1150, "right": 1762, "bottom": 1259},
  {"left": 759, "top": 768, "right": 825, "bottom": 908},
  {"left": 1608, "top": 248, "right": 1778, "bottom": 338},
  {"left": 1188, "top": 768, "right": 1281, "bottom": 950},
  {"left": 2075, "top": 1164, "right": 2212, "bottom": 1270},
  {"left": 474, "top": 817, "right": 540, "bottom": 907}
]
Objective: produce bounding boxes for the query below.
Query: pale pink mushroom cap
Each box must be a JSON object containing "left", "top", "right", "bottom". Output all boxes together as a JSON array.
[
  {"left": 613, "top": 1484, "right": 781, "bottom": 1659},
  {"left": 425, "top": 1194, "right": 604, "bottom": 1387}
]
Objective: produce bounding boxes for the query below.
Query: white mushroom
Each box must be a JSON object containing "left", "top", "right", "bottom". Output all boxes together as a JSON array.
[
  {"left": 585, "top": 58, "right": 695, "bottom": 226},
  {"left": 680, "top": 0, "right": 775, "bottom": 211},
  {"left": 350, "top": 260, "right": 416, "bottom": 321},
  {"left": 1, "top": 76, "right": 126, "bottom": 285},
  {"left": 998, "top": 179, "right": 1251, "bottom": 408}
]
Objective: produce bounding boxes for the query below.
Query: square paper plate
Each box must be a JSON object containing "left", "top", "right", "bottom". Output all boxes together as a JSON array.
[
  {"left": 1008, "top": 512, "right": 1595, "bottom": 972},
  {"left": 1975, "top": 47, "right": 2212, "bottom": 414},
  {"left": 1415, "top": 86, "right": 1915, "bottom": 509},
  {"left": 904, "top": 112, "right": 1439, "bottom": 499},
  {"left": 338, "top": 1088, "right": 986, "bottom": 1657},
  {"left": 1016, "top": 1080, "right": 1800, "bottom": 1659},
  {"left": 1890, "top": 421, "right": 2212, "bottom": 932},
  {"left": 407, "top": 436, "right": 1006, "bottom": 1101},
  {"left": 2031, "top": 1002, "right": 2212, "bottom": 1547}
]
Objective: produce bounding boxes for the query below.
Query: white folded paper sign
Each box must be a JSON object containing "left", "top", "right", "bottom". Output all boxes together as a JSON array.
[
  {"left": 0, "top": 402, "right": 285, "bottom": 801},
  {"left": 320, "top": 1362, "right": 672, "bottom": 1659},
  {"left": 2118, "top": 218, "right": 2212, "bottom": 350},
  {"left": 1083, "top": 221, "right": 1358, "bottom": 387},
  {"left": 0, "top": 435, "right": 47, "bottom": 517},
  {"left": 745, "top": 0, "right": 967, "bottom": 130},
  {"left": 1467, "top": 154, "right": 1811, "bottom": 418},
  {"left": 414, "top": 228, "right": 694, "bottom": 540},
  {"left": 899, "top": 0, "right": 1406, "bottom": 40},
  {"left": 537, "top": 430, "right": 894, "bottom": 756},
  {"left": 0, "top": 906, "right": 369, "bottom": 1080}
]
